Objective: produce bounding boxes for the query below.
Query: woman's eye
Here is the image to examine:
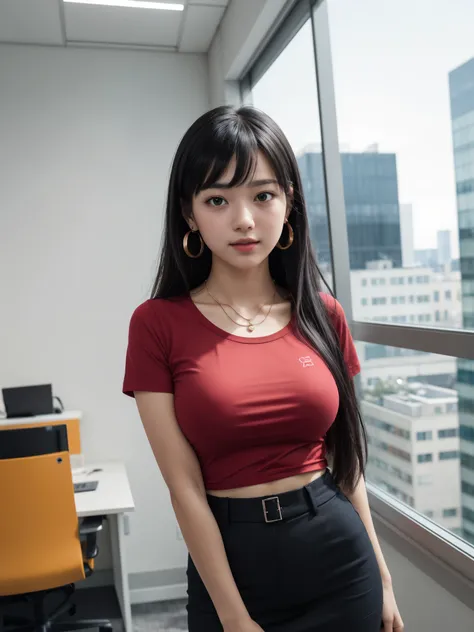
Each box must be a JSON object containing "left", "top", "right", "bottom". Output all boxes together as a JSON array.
[
  {"left": 207, "top": 196, "right": 227, "bottom": 207},
  {"left": 256, "top": 192, "right": 274, "bottom": 202}
]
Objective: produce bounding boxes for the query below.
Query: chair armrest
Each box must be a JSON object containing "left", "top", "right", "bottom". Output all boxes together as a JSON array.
[{"left": 79, "top": 516, "right": 104, "bottom": 559}]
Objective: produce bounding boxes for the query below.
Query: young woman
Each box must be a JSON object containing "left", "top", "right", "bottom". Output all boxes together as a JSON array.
[{"left": 123, "top": 106, "right": 404, "bottom": 632}]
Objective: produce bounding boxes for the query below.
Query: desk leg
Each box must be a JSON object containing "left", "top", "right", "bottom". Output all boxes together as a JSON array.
[{"left": 109, "top": 513, "right": 133, "bottom": 632}]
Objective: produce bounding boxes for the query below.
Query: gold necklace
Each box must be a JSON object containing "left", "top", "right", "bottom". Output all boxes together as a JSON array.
[
  {"left": 205, "top": 282, "right": 267, "bottom": 323},
  {"left": 205, "top": 283, "right": 277, "bottom": 333}
]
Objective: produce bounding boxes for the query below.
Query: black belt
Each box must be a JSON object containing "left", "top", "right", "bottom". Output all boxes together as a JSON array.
[{"left": 207, "top": 470, "right": 338, "bottom": 524}]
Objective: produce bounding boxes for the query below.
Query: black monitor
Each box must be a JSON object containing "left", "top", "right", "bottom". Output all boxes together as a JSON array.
[
  {"left": 0, "top": 424, "right": 69, "bottom": 460},
  {"left": 2, "top": 384, "right": 54, "bottom": 418}
]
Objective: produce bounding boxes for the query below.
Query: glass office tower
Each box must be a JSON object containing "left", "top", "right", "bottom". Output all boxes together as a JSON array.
[
  {"left": 450, "top": 57, "right": 474, "bottom": 543},
  {"left": 298, "top": 150, "right": 402, "bottom": 270}
]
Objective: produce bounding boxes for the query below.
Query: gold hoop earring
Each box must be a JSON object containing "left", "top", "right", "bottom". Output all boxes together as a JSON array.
[
  {"left": 183, "top": 229, "right": 204, "bottom": 258},
  {"left": 277, "top": 221, "right": 294, "bottom": 251}
]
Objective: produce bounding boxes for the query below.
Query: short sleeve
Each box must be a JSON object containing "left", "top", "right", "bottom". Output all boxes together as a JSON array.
[
  {"left": 122, "top": 301, "right": 174, "bottom": 397},
  {"left": 321, "top": 294, "right": 361, "bottom": 378}
]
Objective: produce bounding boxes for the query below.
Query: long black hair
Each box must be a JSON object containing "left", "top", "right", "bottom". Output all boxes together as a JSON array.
[{"left": 151, "top": 105, "right": 366, "bottom": 491}]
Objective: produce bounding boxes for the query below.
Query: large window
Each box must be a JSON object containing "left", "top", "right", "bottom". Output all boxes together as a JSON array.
[
  {"left": 326, "top": 0, "right": 474, "bottom": 547},
  {"left": 327, "top": 0, "right": 474, "bottom": 333},
  {"left": 246, "top": 0, "right": 474, "bottom": 557}
]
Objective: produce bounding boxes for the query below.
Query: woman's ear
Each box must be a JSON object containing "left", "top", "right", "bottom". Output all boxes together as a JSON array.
[
  {"left": 286, "top": 184, "right": 294, "bottom": 220},
  {"left": 180, "top": 198, "right": 195, "bottom": 230},
  {"left": 181, "top": 210, "right": 196, "bottom": 231}
]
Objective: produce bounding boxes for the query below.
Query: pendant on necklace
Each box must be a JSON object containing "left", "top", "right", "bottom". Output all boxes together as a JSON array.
[{"left": 247, "top": 324, "right": 255, "bottom": 332}]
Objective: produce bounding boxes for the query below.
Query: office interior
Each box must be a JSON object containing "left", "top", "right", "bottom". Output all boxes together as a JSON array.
[{"left": 1, "top": 0, "right": 474, "bottom": 630}]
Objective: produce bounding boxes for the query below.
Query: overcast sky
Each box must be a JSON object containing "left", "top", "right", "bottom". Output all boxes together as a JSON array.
[{"left": 252, "top": 0, "right": 474, "bottom": 257}]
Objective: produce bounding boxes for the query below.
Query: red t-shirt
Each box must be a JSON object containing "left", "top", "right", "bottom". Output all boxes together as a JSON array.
[{"left": 122, "top": 293, "right": 360, "bottom": 490}]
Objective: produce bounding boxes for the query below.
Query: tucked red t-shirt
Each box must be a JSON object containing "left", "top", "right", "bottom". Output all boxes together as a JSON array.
[{"left": 122, "top": 293, "right": 360, "bottom": 490}]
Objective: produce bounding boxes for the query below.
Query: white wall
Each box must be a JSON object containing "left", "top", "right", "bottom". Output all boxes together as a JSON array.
[{"left": 0, "top": 43, "right": 208, "bottom": 578}]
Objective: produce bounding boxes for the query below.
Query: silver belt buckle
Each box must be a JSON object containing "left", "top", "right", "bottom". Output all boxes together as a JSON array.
[{"left": 262, "top": 496, "right": 282, "bottom": 523}]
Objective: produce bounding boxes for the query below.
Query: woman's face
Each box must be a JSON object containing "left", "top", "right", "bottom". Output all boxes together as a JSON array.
[{"left": 188, "top": 152, "right": 290, "bottom": 270}]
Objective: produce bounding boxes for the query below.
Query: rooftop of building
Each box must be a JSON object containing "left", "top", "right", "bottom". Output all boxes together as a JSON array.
[{"left": 381, "top": 383, "right": 458, "bottom": 418}]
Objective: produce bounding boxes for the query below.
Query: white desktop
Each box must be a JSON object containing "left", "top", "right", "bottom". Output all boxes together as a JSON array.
[
  {"left": 73, "top": 462, "right": 135, "bottom": 632},
  {"left": 0, "top": 410, "right": 83, "bottom": 426}
]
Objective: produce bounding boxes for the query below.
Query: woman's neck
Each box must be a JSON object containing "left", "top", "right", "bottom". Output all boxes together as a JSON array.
[{"left": 205, "top": 262, "right": 276, "bottom": 308}]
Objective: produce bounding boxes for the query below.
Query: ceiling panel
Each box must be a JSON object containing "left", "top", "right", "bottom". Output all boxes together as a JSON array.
[
  {"left": 0, "top": 0, "right": 227, "bottom": 52},
  {"left": 179, "top": 4, "right": 225, "bottom": 53},
  {"left": 64, "top": 3, "right": 182, "bottom": 47},
  {"left": 0, "top": 0, "right": 63, "bottom": 45}
]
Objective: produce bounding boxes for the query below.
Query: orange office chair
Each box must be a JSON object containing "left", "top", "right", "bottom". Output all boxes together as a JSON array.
[{"left": 0, "top": 425, "right": 113, "bottom": 632}]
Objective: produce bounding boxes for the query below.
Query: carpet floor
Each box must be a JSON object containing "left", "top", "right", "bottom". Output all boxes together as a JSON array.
[
  {"left": 1, "top": 587, "right": 188, "bottom": 632},
  {"left": 75, "top": 588, "right": 188, "bottom": 631}
]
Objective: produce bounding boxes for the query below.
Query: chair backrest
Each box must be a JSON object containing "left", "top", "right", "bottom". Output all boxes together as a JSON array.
[
  {"left": 0, "top": 423, "right": 68, "bottom": 459},
  {"left": 0, "top": 416, "right": 82, "bottom": 455},
  {"left": 0, "top": 426, "right": 85, "bottom": 596}
]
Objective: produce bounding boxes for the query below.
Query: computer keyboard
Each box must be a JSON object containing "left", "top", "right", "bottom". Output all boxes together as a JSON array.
[{"left": 74, "top": 480, "right": 99, "bottom": 494}]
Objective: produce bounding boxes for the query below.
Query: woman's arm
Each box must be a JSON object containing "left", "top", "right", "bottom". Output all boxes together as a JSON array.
[
  {"left": 343, "top": 475, "right": 404, "bottom": 631},
  {"left": 135, "top": 391, "right": 254, "bottom": 629}
]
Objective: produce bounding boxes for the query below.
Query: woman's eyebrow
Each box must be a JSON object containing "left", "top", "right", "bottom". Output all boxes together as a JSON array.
[{"left": 201, "top": 178, "right": 279, "bottom": 191}]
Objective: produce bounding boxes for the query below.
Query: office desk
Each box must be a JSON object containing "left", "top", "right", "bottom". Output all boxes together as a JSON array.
[{"left": 74, "top": 462, "right": 135, "bottom": 632}]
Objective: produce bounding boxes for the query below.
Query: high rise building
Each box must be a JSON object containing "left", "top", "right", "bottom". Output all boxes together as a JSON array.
[
  {"left": 449, "top": 56, "right": 474, "bottom": 544},
  {"left": 317, "top": 260, "right": 463, "bottom": 386},
  {"left": 400, "top": 204, "right": 415, "bottom": 268},
  {"left": 363, "top": 385, "right": 462, "bottom": 533},
  {"left": 437, "top": 230, "right": 452, "bottom": 267},
  {"left": 298, "top": 147, "right": 402, "bottom": 270},
  {"left": 414, "top": 248, "right": 439, "bottom": 269},
  {"left": 350, "top": 261, "right": 462, "bottom": 394}
]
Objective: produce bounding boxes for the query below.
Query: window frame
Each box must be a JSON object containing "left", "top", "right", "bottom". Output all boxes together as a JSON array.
[{"left": 241, "top": 0, "right": 474, "bottom": 587}]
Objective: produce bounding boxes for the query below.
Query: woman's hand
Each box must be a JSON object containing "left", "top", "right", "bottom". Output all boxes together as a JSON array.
[
  {"left": 382, "top": 580, "right": 404, "bottom": 631},
  {"left": 223, "top": 616, "right": 264, "bottom": 632}
]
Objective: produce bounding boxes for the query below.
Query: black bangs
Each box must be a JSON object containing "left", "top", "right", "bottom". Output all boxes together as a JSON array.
[
  {"left": 177, "top": 107, "right": 292, "bottom": 202},
  {"left": 198, "top": 118, "right": 259, "bottom": 193}
]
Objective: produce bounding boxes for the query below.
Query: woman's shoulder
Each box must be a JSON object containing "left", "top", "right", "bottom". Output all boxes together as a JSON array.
[
  {"left": 318, "top": 292, "right": 353, "bottom": 338},
  {"left": 318, "top": 292, "right": 360, "bottom": 375},
  {"left": 129, "top": 296, "right": 190, "bottom": 332},
  {"left": 319, "top": 292, "right": 345, "bottom": 319}
]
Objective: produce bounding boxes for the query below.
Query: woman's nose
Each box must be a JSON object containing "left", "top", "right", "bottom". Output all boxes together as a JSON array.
[{"left": 232, "top": 204, "right": 255, "bottom": 231}]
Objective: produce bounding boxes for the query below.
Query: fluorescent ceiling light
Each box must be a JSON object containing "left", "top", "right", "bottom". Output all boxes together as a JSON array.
[{"left": 64, "top": 1, "right": 184, "bottom": 10}]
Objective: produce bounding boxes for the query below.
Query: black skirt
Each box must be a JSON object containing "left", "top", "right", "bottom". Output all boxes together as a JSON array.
[{"left": 187, "top": 470, "right": 383, "bottom": 631}]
